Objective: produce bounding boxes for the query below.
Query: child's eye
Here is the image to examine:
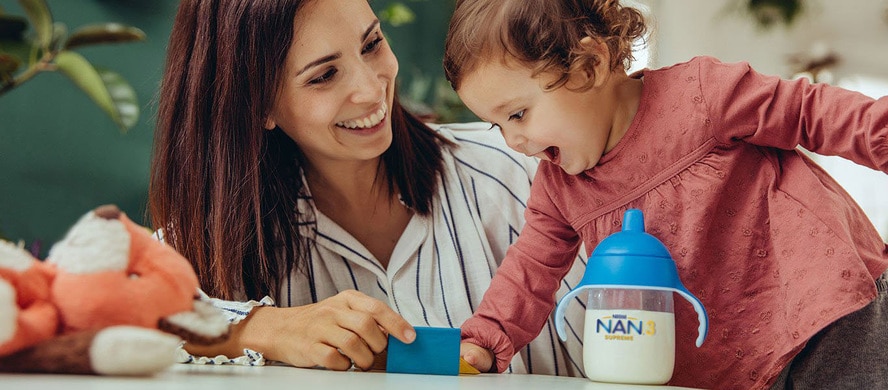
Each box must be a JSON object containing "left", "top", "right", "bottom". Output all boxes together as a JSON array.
[
  {"left": 362, "top": 36, "right": 384, "bottom": 55},
  {"left": 308, "top": 68, "right": 337, "bottom": 85},
  {"left": 508, "top": 109, "right": 525, "bottom": 121}
]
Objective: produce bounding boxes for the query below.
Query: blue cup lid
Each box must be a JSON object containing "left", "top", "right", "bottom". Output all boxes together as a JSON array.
[{"left": 554, "top": 209, "right": 709, "bottom": 347}]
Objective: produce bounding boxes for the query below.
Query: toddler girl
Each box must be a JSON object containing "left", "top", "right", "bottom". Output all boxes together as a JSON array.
[{"left": 443, "top": 0, "right": 888, "bottom": 388}]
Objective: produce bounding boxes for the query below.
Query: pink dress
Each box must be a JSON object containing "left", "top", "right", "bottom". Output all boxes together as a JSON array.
[{"left": 461, "top": 56, "right": 888, "bottom": 389}]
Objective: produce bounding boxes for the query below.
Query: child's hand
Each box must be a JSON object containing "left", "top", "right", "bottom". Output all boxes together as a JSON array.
[{"left": 460, "top": 341, "right": 494, "bottom": 373}]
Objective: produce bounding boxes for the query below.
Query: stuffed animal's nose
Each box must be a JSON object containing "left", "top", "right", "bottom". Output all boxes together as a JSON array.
[{"left": 94, "top": 205, "right": 122, "bottom": 220}]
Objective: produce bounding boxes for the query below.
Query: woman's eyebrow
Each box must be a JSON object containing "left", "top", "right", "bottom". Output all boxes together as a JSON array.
[
  {"left": 294, "top": 19, "right": 381, "bottom": 77},
  {"left": 362, "top": 19, "right": 380, "bottom": 41},
  {"left": 297, "top": 53, "right": 341, "bottom": 77}
]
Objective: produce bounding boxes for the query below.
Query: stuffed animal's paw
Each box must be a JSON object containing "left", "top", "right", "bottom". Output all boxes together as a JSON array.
[
  {"left": 159, "top": 298, "right": 231, "bottom": 346},
  {"left": 88, "top": 326, "right": 183, "bottom": 375},
  {"left": 0, "top": 240, "right": 58, "bottom": 356},
  {"left": 0, "top": 279, "right": 15, "bottom": 347}
]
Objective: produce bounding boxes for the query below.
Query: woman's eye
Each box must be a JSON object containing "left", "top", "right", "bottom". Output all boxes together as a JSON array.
[
  {"left": 308, "top": 68, "right": 337, "bottom": 85},
  {"left": 362, "top": 36, "right": 383, "bottom": 55},
  {"left": 508, "top": 109, "right": 525, "bottom": 121}
]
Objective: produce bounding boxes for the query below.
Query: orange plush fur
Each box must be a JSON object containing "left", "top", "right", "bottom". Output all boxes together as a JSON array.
[
  {"left": 0, "top": 252, "right": 57, "bottom": 357},
  {"left": 0, "top": 205, "right": 229, "bottom": 375}
]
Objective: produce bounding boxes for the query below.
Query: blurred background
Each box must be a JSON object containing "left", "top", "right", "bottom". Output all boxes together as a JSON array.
[{"left": 1, "top": 0, "right": 886, "bottom": 256}]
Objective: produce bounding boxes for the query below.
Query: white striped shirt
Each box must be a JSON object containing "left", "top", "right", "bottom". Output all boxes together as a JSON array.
[{"left": 207, "top": 123, "right": 588, "bottom": 376}]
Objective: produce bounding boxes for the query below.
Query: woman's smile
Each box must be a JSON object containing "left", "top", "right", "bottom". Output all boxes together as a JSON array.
[{"left": 335, "top": 101, "right": 388, "bottom": 135}]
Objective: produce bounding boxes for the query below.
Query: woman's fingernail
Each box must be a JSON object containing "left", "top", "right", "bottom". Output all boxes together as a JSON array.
[{"left": 404, "top": 329, "right": 415, "bottom": 342}]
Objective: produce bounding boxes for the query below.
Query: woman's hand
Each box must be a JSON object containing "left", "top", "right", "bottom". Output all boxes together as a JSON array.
[
  {"left": 186, "top": 290, "right": 414, "bottom": 370},
  {"left": 460, "top": 341, "right": 494, "bottom": 373}
]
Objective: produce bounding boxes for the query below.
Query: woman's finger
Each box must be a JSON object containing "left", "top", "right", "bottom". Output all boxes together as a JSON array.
[
  {"left": 320, "top": 326, "right": 376, "bottom": 370},
  {"left": 342, "top": 290, "right": 415, "bottom": 344},
  {"left": 334, "top": 308, "right": 390, "bottom": 354},
  {"left": 308, "top": 342, "right": 353, "bottom": 371}
]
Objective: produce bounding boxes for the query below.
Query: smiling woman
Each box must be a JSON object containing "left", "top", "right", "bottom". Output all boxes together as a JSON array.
[{"left": 148, "top": 0, "right": 585, "bottom": 377}]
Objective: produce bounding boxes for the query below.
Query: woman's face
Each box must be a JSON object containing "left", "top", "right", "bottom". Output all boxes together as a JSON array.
[{"left": 265, "top": 0, "right": 398, "bottom": 169}]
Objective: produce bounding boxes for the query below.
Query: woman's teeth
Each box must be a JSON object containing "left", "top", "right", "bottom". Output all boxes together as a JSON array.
[{"left": 336, "top": 102, "right": 388, "bottom": 129}]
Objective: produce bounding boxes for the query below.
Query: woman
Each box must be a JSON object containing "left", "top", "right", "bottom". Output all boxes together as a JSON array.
[{"left": 149, "top": 0, "right": 586, "bottom": 376}]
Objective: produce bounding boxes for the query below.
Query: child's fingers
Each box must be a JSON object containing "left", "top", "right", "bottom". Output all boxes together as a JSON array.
[{"left": 460, "top": 342, "right": 494, "bottom": 372}]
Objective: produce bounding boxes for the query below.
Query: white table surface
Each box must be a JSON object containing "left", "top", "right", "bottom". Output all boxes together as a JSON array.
[{"left": 1, "top": 364, "right": 703, "bottom": 389}]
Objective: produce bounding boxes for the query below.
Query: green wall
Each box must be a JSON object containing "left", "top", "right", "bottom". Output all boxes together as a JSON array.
[
  {"left": 0, "top": 0, "right": 456, "bottom": 255},
  {"left": 0, "top": 0, "right": 180, "bottom": 254}
]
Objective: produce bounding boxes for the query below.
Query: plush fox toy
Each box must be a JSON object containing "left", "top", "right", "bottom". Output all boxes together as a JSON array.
[{"left": 0, "top": 205, "right": 229, "bottom": 375}]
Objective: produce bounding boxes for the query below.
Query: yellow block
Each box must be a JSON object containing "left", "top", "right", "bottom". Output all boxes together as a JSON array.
[{"left": 459, "top": 357, "right": 481, "bottom": 375}]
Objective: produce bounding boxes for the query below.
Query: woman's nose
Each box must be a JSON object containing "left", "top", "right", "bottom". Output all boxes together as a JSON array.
[{"left": 349, "top": 62, "right": 386, "bottom": 104}]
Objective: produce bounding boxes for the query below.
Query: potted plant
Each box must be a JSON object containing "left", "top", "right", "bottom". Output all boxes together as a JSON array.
[{"left": 0, "top": 0, "right": 145, "bottom": 131}]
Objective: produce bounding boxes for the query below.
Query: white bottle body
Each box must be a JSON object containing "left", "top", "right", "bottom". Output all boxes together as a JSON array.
[{"left": 583, "top": 288, "right": 675, "bottom": 384}]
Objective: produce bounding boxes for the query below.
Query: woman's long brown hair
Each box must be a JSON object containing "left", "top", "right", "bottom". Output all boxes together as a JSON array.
[{"left": 149, "top": 0, "right": 451, "bottom": 301}]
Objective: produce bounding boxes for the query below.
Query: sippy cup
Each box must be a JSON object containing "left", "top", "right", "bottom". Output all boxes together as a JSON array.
[{"left": 554, "top": 208, "right": 708, "bottom": 385}]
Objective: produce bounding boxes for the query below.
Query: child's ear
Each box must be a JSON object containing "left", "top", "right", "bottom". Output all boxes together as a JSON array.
[{"left": 577, "top": 36, "right": 611, "bottom": 89}]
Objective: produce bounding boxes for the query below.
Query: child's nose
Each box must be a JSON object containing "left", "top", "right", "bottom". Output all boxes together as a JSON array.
[{"left": 502, "top": 129, "right": 528, "bottom": 154}]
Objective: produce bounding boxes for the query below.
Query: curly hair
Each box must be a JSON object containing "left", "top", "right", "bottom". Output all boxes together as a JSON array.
[{"left": 444, "top": 0, "right": 647, "bottom": 91}]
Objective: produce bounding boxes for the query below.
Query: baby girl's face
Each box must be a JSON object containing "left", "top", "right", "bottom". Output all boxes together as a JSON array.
[{"left": 456, "top": 58, "right": 621, "bottom": 175}]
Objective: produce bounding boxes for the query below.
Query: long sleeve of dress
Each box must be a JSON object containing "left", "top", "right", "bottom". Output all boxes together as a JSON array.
[
  {"left": 460, "top": 172, "right": 581, "bottom": 373},
  {"left": 697, "top": 56, "right": 888, "bottom": 174}
]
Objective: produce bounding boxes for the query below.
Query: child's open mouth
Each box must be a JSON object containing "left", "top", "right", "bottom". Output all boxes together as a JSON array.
[{"left": 544, "top": 146, "right": 560, "bottom": 164}]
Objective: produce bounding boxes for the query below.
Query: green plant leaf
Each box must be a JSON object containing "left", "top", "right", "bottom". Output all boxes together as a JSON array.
[
  {"left": 97, "top": 67, "right": 139, "bottom": 130},
  {"left": 64, "top": 23, "right": 145, "bottom": 50},
  {"left": 18, "top": 0, "right": 52, "bottom": 49},
  {"left": 54, "top": 50, "right": 139, "bottom": 132}
]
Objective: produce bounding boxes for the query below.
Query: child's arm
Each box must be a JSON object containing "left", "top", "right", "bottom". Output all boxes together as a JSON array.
[
  {"left": 460, "top": 177, "right": 582, "bottom": 373},
  {"left": 699, "top": 57, "right": 888, "bottom": 174}
]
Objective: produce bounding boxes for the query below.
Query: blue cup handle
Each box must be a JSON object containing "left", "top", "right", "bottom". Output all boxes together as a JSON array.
[
  {"left": 672, "top": 285, "right": 708, "bottom": 347},
  {"left": 554, "top": 285, "right": 591, "bottom": 342},
  {"left": 554, "top": 285, "right": 708, "bottom": 347}
]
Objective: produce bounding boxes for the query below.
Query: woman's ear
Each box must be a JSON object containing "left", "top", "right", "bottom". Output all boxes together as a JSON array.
[
  {"left": 263, "top": 117, "right": 276, "bottom": 130},
  {"left": 577, "top": 36, "right": 611, "bottom": 88}
]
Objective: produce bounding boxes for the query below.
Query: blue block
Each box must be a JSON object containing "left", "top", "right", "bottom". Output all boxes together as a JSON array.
[{"left": 386, "top": 326, "right": 460, "bottom": 376}]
